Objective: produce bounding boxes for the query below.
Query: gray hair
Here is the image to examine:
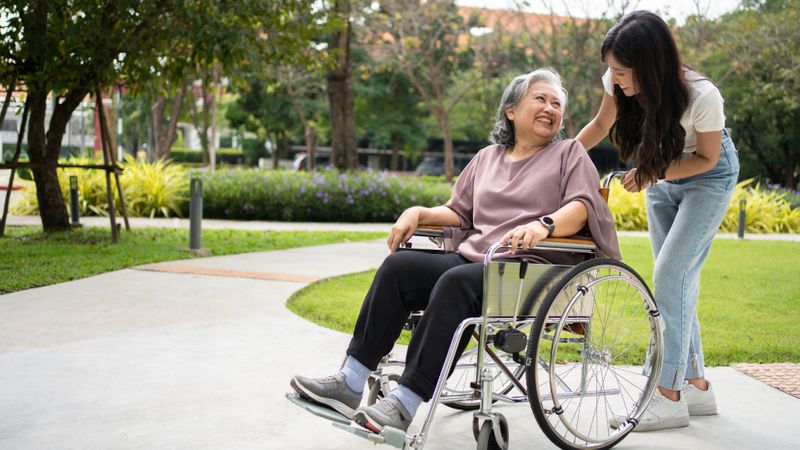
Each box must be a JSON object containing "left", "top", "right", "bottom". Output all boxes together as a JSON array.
[{"left": 489, "top": 68, "right": 568, "bottom": 147}]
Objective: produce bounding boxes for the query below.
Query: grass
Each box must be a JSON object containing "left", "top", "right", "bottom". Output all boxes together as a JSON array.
[
  {"left": 286, "top": 237, "right": 800, "bottom": 365},
  {"left": 0, "top": 226, "right": 384, "bottom": 294}
]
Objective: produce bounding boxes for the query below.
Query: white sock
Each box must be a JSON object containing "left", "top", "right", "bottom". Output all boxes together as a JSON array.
[
  {"left": 389, "top": 384, "right": 423, "bottom": 417},
  {"left": 339, "top": 356, "right": 369, "bottom": 394}
]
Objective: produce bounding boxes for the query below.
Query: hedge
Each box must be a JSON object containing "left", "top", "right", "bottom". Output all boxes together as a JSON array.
[
  {"left": 195, "top": 169, "right": 452, "bottom": 222},
  {"left": 169, "top": 147, "right": 245, "bottom": 165}
]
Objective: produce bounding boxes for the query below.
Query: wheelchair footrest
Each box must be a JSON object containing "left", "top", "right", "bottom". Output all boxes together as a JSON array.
[
  {"left": 331, "top": 422, "right": 410, "bottom": 449},
  {"left": 285, "top": 392, "right": 350, "bottom": 425}
]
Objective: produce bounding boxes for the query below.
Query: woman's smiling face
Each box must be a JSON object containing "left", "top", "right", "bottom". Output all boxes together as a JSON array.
[
  {"left": 506, "top": 81, "right": 563, "bottom": 142},
  {"left": 606, "top": 52, "right": 639, "bottom": 96}
]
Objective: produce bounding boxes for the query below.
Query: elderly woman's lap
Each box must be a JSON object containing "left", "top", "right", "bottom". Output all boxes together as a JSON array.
[{"left": 347, "top": 250, "right": 482, "bottom": 373}]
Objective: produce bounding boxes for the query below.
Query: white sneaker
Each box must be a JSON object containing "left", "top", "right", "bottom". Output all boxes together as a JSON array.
[
  {"left": 683, "top": 381, "right": 717, "bottom": 416},
  {"left": 609, "top": 390, "right": 689, "bottom": 432}
]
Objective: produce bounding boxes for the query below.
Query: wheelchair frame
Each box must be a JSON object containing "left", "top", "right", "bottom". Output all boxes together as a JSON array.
[{"left": 288, "top": 172, "right": 665, "bottom": 450}]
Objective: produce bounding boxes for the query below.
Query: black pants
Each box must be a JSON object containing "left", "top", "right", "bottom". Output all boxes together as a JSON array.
[{"left": 346, "top": 250, "right": 483, "bottom": 401}]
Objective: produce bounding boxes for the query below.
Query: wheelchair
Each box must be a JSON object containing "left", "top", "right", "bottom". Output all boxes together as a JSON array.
[{"left": 288, "top": 172, "right": 664, "bottom": 450}]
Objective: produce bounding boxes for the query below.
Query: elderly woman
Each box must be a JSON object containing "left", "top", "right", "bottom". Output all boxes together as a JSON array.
[{"left": 291, "top": 68, "right": 620, "bottom": 434}]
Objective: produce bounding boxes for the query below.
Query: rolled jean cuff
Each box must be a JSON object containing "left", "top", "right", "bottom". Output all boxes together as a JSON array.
[
  {"left": 684, "top": 352, "right": 706, "bottom": 380},
  {"left": 659, "top": 363, "right": 687, "bottom": 390}
]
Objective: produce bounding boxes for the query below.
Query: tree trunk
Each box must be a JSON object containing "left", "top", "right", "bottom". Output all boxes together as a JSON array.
[
  {"left": 152, "top": 85, "right": 186, "bottom": 160},
  {"left": 27, "top": 88, "right": 70, "bottom": 231},
  {"left": 270, "top": 133, "right": 279, "bottom": 170},
  {"left": 784, "top": 146, "right": 795, "bottom": 190},
  {"left": 189, "top": 81, "right": 212, "bottom": 166},
  {"left": 775, "top": 114, "right": 796, "bottom": 189},
  {"left": 327, "top": 0, "right": 357, "bottom": 170},
  {"left": 435, "top": 110, "right": 455, "bottom": 182},
  {"left": 390, "top": 132, "right": 401, "bottom": 172},
  {"left": 305, "top": 125, "right": 317, "bottom": 171}
]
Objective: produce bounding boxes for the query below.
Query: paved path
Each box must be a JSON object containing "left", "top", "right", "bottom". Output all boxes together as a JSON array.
[{"left": 1, "top": 237, "right": 798, "bottom": 449}]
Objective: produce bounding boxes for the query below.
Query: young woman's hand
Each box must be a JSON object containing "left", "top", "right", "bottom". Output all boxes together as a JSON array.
[
  {"left": 622, "top": 168, "right": 653, "bottom": 192},
  {"left": 387, "top": 207, "right": 421, "bottom": 252},
  {"left": 500, "top": 221, "right": 549, "bottom": 254}
]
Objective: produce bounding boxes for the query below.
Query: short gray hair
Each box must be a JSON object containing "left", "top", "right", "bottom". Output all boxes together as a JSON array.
[{"left": 489, "top": 68, "right": 568, "bottom": 147}]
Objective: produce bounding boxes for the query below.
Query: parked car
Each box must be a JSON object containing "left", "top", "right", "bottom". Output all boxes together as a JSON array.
[
  {"left": 414, "top": 156, "right": 472, "bottom": 176},
  {"left": 292, "top": 153, "right": 331, "bottom": 171}
]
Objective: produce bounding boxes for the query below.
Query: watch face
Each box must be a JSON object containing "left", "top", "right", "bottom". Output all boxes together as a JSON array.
[{"left": 542, "top": 216, "right": 554, "bottom": 226}]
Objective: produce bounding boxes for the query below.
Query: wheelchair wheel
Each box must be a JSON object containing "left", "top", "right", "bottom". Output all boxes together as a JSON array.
[
  {"left": 442, "top": 334, "right": 526, "bottom": 411},
  {"left": 476, "top": 413, "right": 510, "bottom": 450},
  {"left": 526, "top": 259, "right": 664, "bottom": 450}
]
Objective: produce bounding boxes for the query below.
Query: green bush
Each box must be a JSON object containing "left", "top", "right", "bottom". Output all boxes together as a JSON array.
[
  {"left": 169, "top": 147, "right": 245, "bottom": 165},
  {"left": 11, "top": 155, "right": 188, "bottom": 218},
  {"left": 607, "top": 177, "right": 800, "bottom": 233},
  {"left": 196, "top": 169, "right": 453, "bottom": 222}
]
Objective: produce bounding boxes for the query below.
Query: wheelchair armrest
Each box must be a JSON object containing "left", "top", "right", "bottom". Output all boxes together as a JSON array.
[
  {"left": 414, "top": 226, "right": 445, "bottom": 238},
  {"left": 413, "top": 226, "right": 597, "bottom": 253},
  {"left": 537, "top": 236, "right": 597, "bottom": 252}
]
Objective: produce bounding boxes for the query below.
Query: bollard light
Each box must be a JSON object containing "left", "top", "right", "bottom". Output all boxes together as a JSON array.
[
  {"left": 69, "top": 175, "right": 80, "bottom": 225},
  {"left": 189, "top": 178, "right": 203, "bottom": 250},
  {"left": 737, "top": 198, "right": 746, "bottom": 239}
]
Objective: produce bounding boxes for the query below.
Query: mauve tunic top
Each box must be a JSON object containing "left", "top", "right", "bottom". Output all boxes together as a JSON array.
[{"left": 444, "top": 139, "right": 621, "bottom": 263}]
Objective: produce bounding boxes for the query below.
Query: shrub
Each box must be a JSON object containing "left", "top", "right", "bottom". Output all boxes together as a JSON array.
[
  {"left": 196, "top": 169, "right": 453, "bottom": 222},
  {"left": 11, "top": 155, "right": 188, "bottom": 218},
  {"left": 721, "top": 179, "right": 800, "bottom": 233},
  {"left": 169, "top": 147, "right": 245, "bottom": 165},
  {"left": 606, "top": 177, "right": 800, "bottom": 233}
]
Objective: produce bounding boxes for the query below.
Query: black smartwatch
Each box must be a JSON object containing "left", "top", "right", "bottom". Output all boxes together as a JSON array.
[{"left": 538, "top": 216, "right": 555, "bottom": 237}]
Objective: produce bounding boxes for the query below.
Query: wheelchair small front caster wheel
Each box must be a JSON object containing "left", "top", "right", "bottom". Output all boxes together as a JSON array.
[
  {"left": 367, "top": 373, "right": 400, "bottom": 406},
  {"left": 476, "top": 413, "right": 509, "bottom": 450}
]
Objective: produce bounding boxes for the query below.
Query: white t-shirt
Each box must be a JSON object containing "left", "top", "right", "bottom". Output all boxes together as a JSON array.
[{"left": 602, "top": 68, "right": 725, "bottom": 153}]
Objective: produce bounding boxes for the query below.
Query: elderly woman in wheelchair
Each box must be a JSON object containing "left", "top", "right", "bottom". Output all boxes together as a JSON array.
[{"left": 290, "top": 68, "right": 662, "bottom": 450}]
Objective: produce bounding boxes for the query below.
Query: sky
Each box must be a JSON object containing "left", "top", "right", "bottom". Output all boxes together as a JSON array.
[{"left": 455, "top": 0, "right": 742, "bottom": 23}]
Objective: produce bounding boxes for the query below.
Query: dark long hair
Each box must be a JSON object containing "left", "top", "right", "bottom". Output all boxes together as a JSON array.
[{"left": 602, "top": 11, "right": 690, "bottom": 186}]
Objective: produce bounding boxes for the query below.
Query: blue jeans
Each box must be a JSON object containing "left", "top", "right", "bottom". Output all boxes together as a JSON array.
[{"left": 645, "top": 130, "right": 739, "bottom": 390}]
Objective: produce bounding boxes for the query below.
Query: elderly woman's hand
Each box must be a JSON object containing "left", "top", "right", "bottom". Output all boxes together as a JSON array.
[
  {"left": 387, "top": 207, "right": 421, "bottom": 252},
  {"left": 500, "top": 221, "right": 550, "bottom": 254}
]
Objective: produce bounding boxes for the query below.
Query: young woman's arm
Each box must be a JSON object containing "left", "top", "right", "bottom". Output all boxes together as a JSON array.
[
  {"left": 663, "top": 130, "right": 722, "bottom": 179},
  {"left": 576, "top": 93, "right": 617, "bottom": 150},
  {"left": 622, "top": 130, "right": 723, "bottom": 192}
]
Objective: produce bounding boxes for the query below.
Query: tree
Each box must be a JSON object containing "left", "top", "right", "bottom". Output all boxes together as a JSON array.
[
  {"left": 371, "top": 0, "right": 506, "bottom": 181},
  {"left": 150, "top": 82, "right": 187, "bottom": 160},
  {"left": 354, "top": 56, "right": 427, "bottom": 171},
  {"left": 680, "top": 0, "right": 800, "bottom": 188},
  {"left": 0, "top": 1, "right": 325, "bottom": 230},
  {"left": 226, "top": 77, "right": 299, "bottom": 169},
  {"left": 326, "top": 0, "right": 359, "bottom": 170},
  {"left": 507, "top": 1, "right": 614, "bottom": 136},
  {"left": 276, "top": 54, "right": 328, "bottom": 171},
  {"left": 0, "top": 1, "right": 180, "bottom": 231}
]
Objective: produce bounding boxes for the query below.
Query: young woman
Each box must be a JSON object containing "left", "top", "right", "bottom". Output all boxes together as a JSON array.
[{"left": 577, "top": 11, "right": 740, "bottom": 431}]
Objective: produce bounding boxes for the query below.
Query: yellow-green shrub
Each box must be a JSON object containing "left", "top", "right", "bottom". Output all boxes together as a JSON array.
[
  {"left": 721, "top": 179, "right": 800, "bottom": 233},
  {"left": 11, "top": 155, "right": 188, "bottom": 218},
  {"left": 606, "top": 177, "right": 800, "bottom": 233},
  {"left": 607, "top": 178, "right": 648, "bottom": 231}
]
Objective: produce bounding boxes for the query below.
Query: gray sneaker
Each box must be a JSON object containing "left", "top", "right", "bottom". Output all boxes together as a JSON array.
[
  {"left": 290, "top": 373, "right": 362, "bottom": 419},
  {"left": 353, "top": 395, "right": 413, "bottom": 433}
]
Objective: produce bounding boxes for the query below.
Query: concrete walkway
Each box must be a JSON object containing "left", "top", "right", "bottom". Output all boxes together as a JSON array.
[{"left": 1, "top": 234, "right": 798, "bottom": 449}]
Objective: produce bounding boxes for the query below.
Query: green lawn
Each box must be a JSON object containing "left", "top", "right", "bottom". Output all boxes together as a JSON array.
[
  {"left": 0, "top": 226, "right": 384, "bottom": 294},
  {"left": 286, "top": 237, "right": 800, "bottom": 365}
]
